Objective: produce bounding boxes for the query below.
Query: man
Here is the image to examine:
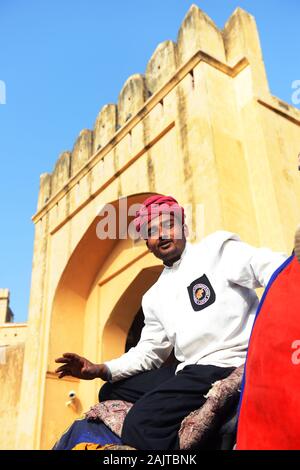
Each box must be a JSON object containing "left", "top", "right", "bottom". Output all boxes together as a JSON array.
[{"left": 55, "top": 194, "right": 287, "bottom": 450}]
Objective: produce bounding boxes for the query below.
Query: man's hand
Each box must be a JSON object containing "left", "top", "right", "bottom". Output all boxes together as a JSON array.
[{"left": 55, "top": 353, "right": 110, "bottom": 381}]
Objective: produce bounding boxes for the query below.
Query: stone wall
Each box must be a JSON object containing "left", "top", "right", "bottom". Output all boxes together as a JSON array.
[
  {"left": 0, "top": 343, "right": 25, "bottom": 449},
  {"left": 36, "top": 6, "right": 276, "bottom": 212},
  {"left": 0, "top": 289, "right": 13, "bottom": 323}
]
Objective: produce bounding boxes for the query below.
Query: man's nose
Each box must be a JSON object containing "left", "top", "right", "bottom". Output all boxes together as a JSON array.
[{"left": 159, "top": 227, "right": 169, "bottom": 239}]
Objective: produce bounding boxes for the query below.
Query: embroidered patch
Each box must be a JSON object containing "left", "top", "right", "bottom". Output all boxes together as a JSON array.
[{"left": 187, "top": 274, "right": 216, "bottom": 311}]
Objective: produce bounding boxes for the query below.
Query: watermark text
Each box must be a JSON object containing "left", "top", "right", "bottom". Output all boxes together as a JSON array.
[{"left": 0, "top": 80, "right": 6, "bottom": 104}]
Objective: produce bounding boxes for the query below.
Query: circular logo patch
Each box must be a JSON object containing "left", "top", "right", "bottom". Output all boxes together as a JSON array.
[
  {"left": 187, "top": 274, "right": 216, "bottom": 311},
  {"left": 193, "top": 283, "right": 211, "bottom": 306}
]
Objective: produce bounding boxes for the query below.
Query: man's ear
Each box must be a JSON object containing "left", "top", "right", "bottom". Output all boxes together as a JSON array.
[{"left": 146, "top": 239, "right": 151, "bottom": 251}]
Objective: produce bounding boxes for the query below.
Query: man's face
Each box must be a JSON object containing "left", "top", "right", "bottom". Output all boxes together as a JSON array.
[{"left": 145, "top": 213, "right": 187, "bottom": 266}]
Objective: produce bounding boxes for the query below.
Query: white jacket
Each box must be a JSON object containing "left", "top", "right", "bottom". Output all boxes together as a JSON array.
[{"left": 104, "top": 231, "right": 287, "bottom": 383}]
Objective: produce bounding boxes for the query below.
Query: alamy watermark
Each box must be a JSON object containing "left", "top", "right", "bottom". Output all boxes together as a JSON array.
[
  {"left": 95, "top": 197, "right": 205, "bottom": 242},
  {"left": 291, "top": 80, "right": 300, "bottom": 106},
  {"left": 0, "top": 80, "right": 6, "bottom": 104},
  {"left": 291, "top": 340, "right": 300, "bottom": 365}
]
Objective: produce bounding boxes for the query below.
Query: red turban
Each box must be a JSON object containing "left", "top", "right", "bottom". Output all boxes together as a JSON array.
[{"left": 134, "top": 195, "right": 185, "bottom": 235}]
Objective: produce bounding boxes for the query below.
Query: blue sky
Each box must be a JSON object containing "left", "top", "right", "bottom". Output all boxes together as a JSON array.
[{"left": 0, "top": 0, "right": 299, "bottom": 323}]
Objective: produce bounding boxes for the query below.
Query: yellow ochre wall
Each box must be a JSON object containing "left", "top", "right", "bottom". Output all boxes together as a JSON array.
[
  {"left": 3, "top": 5, "right": 299, "bottom": 449},
  {"left": 0, "top": 325, "right": 27, "bottom": 450}
]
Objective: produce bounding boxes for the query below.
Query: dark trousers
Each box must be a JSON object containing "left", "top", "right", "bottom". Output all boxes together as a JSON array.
[{"left": 99, "top": 363, "right": 235, "bottom": 450}]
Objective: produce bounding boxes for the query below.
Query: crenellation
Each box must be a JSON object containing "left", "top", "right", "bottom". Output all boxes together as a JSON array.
[
  {"left": 145, "top": 40, "right": 178, "bottom": 95},
  {"left": 51, "top": 151, "right": 71, "bottom": 196},
  {"left": 117, "top": 74, "right": 148, "bottom": 128},
  {"left": 223, "top": 8, "right": 269, "bottom": 96},
  {"left": 0, "top": 288, "right": 13, "bottom": 323},
  {"left": 177, "top": 4, "right": 226, "bottom": 65},
  {"left": 71, "top": 129, "right": 93, "bottom": 176},
  {"left": 36, "top": 5, "right": 271, "bottom": 215},
  {"left": 93, "top": 104, "right": 117, "bottom": 154},
  {"left": 37, "top": 173, "right": 52, "bottom": 211}
]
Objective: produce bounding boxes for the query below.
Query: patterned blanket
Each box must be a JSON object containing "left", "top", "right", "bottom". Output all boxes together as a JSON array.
[{"left": 84, "top": 364, "right": 244, "bottom": 450}]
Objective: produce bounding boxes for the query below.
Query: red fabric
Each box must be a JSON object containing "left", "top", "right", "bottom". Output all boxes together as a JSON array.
[
  {"left": 134, "top": 195, "right": 184, "bottom": 234},
  {"left": 236, "top": 255, "right": 300, "bottom": 449}
]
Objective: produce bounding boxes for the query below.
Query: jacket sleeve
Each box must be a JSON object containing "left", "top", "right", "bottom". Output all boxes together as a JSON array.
[
  {"left": 220, "top": 236, "right": 288, "bottom": 289},
  {"left": 103, "top": 291, "right": 173, "bottom": 383}
]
